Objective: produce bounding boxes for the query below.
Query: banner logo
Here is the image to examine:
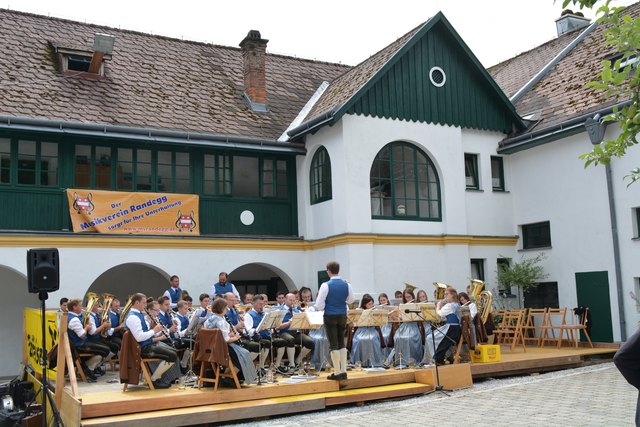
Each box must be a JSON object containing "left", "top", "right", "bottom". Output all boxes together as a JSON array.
[{"left": 72, "top": 192, "right": 95, "bottom": 214}]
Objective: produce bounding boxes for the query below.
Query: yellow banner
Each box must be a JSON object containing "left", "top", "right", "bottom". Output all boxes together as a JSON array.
[
  {"left": 67, "top": 189, "right": 200, "bottom": 235},
  {"left": 24, "top": 308, "right": 58, "bottom": 381}
]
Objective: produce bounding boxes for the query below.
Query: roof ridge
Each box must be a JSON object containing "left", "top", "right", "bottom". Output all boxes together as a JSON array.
[{"left": 0, "top": 8, "right": 350, "bottom": 68}]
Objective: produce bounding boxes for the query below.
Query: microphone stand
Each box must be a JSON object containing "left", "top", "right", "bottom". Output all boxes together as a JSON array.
[{"left": 405, "top": 309, "right": 452, "bottom": 396}]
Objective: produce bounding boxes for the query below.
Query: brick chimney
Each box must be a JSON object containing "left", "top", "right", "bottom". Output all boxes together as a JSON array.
[{"left": 240, "top": 30, "right": 269, "bottom": 111}]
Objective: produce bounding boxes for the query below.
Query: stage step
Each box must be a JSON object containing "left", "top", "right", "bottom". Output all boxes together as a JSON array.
[{"left": 80, "top": 382, "right": 432, "bottom": 426}]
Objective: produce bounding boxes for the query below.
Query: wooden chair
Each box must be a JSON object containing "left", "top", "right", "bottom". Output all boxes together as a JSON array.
[
  {"left": 494, "top": 309, "right": 526, "bottom": 352},
  {"left": 558, "top": 307, "right": 593, "bottom": 348},
  {"left": 74, "top": 353, "right": 93, "bottom": 382},
  {"left": 195, "top": 328, "right": 241, "bottom": 391},
  {"left": 120, "top": 331, "right": 162, "bottom": 391},
  {"left": 522, "top": 308, "right": 548, "bottom": 347},
  {"left": 453, "top": 308, "right": 476, "bottom": 363},
  {"left": 541, "top": 308, "right": 567, "bottom": 348}
]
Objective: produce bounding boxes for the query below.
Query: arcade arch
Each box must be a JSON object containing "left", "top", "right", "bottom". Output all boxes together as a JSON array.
[
  {"left": 229, "top": 263, "right": 296, "bottom": 301},
  {"left": 85, "top": 263, "right": 170, "bottom": 304},
  {"left": 0, "top": 266, "right": 39, "bottom": 377}
]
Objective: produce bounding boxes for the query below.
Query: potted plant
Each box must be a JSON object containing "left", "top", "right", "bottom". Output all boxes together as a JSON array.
[{"left": 496, "top": 253, "right": 549, "bottom": 307}]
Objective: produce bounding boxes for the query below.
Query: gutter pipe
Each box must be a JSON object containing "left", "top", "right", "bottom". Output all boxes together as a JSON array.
[{"left": 0, "top": 116, "right": 306, "bottom": 155}]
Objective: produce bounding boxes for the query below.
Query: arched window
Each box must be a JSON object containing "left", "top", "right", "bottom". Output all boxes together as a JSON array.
[
  {"left": 310, "top": 146, "right": 332, "bottom": 204},
  {"left": 370, "top": 142, "right": 441, "bottom": 220}
]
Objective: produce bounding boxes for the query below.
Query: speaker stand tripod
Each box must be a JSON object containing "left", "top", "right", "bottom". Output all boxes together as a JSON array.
[{"left": 19, "top": 292, "right": 64, "bottom": 426}]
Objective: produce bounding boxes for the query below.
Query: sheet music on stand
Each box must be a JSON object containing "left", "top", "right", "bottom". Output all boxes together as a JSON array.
[
  {"left": 256, "top": 309, "right": 286, "bottom": 333},
  {"left": 354, "top": 309, "right": 388, "bottom": 327},
  {"left": 290, "top": 311, "right": 324, "bottom": 330},
  {"left": 347, "top": 309, "right": 362, "bottom": 324},
  {"left": 399, "top": 302, "right": 439, "bottom": 322}
]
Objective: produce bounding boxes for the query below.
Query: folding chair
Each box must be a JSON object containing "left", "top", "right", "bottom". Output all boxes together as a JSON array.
[
  {"left": 196, "top": 328, "right": 241, "bottom": 390},
  {"left": 522, "top": 308, "right": 548, "bottom": 347},
  {"left": 540, "top": 308, "right": 567, "bottom": 348},
  {"left": 558, "top": 307, "right": 593, "bottom": 348},
  {"left": 494, "top": 309, "right": 526, "bottom": 352},
  {"left": 120, "top": 331, "right": 162, "bottom": 391},
  {"left": 453, "top": 308, "right": 476, "bottom": 363}
]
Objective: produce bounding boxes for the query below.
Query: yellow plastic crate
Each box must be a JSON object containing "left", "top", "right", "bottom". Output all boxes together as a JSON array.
[{"left": 472, "top": 344, "right": 501, "bottom": 363}]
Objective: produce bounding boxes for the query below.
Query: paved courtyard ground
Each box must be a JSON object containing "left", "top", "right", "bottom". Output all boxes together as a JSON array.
[{"left": 234, "top": 363, "right": 636, "bottom": 427}]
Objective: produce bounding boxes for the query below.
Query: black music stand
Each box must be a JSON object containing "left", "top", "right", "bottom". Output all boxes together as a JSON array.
[
  {"left": 256, "top": 310, "right": 285, "bottom": 384},
  {"left": 405, "top": 307, "right": 455, "bottom": 397}
]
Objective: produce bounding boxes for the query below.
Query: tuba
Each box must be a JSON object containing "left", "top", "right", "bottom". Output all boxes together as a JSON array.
[
  {"left": 433, "top": 282, "right": 448, "bottom": 301},
  {"left": 469, "top": 279, "right": 485, "bottom": 301},
  {"left": 100, "top": 293, "right": 116, "bottom": 338},
  {"left": 119, "top": 295, "right": 134, "bottom": 325},
  {"left": 476, "top": 290, "right": 493, "bottom": 324},
  {"left": 84, "top": 292, "right": 100, "bottom": 327},
  {"left": 404, "top": 283, "right": 417, "bottom": 294}
]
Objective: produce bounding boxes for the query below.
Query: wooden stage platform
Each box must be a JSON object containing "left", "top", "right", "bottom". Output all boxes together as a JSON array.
[{"left": 54, "top": 344, "right": 617, "bottom": 426}]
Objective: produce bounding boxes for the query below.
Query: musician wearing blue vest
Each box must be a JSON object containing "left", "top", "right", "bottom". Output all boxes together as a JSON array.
[
  {"left": 312, "top": 261, "right": 354, "bottom": 381},
  {"left": 125, "top": 294, "right": 180, "bottom": 388},
  {"left": 87, "top": 301, "right": 115, "bottom": 375},
  {"left": 425, "top": 286, "right": 462, "bottom": 365},
  {"left": 276, "top": 293, "right": 315, "bottom": 373},
  {"left": 224, "top": 293, "right": 259, "bottom": 356},
  {"left": 244, "top": 294, "right": 287, "bottom": 372},
  {"left": 162, "top": 275, "right": 182, "bottom": 311},
  {"left": 210, "top": 272, "right": 240, "bottom": 300},
  {"left": 67, "top": 298, "right": 111, "bottom": 381},
  {"left": 185, "top": 293, "right": 213, "bottom": 337},
  {"left": 157, "top": 296, "right": 180, "bottom": 345}
]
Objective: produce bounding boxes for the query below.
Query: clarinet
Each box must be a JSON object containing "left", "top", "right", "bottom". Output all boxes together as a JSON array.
[
  {"left": 169, "top": 310, "right": 184, "bottom": 346},
  {"left": 224, "top": 313, "right": 245, "bottom": 337},
  {"left": 146, "top": 309, "right": 174, "bottom": 347}
]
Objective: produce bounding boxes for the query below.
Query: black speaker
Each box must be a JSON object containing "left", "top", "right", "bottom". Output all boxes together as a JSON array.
[{"left": 26, "top": 248, "right": 59, "bottom": 293}]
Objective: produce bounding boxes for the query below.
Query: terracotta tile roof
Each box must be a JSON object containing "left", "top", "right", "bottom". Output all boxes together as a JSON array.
[
  {"left": 488, "top": 32, "right": 578, "bottom": 99},
  {"left": 304, "top": 22, "right": 425, "bottom": 121},
  {"left": 494, "top": 2, "right": 639, "bottom": 136},
  {"left": 0, "top": 9, "right": 350, "bottom": 140}
]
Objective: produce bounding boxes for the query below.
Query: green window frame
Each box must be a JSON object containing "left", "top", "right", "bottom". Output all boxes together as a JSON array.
[
  {"left": 491, "top": 156, "right": 505, "bottom": 191},
  {"left": 635, "top": 208, "right": 640, "bottom": 238},
  {"left": 2, "top": 139, "right": 59, "bottom": 187},
  {"left": 370, "top": 141, "right": 441, "bottom": 220},
  {"left": 203, "top": 153, "right": 232, "bottom": 196},
  {"left": 522, "top": 221, "right": 551, "bottom": 249},
  {"left": 75, "top": 144, "right": 191, "bottom": 193},
  {"left": 0, "top": 138, "right": 10, "bottom": 184},
  {"left": 464, "top": 153, "right": 479, "bottom": 190},
  {"left": 74, "top": 144, "right": 113, "bottom": 189},
  {"left": 310, "top": 146, "right": 332, "bottom": 204},
  {"left": 262, "top": 158, "right": 288, "bottom": 199}
]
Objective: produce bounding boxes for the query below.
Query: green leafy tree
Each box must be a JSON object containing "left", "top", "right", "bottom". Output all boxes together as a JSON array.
[
  {"left": 563, "top": 0, "right": 640, "bottom": 186},
  {"left": 497, "top": 253, "right": 549, "bottom": 293}
]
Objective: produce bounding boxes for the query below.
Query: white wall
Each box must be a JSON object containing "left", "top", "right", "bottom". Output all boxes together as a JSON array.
[{"left": 509, "top": 127, "right": 640, "bottom": 340}]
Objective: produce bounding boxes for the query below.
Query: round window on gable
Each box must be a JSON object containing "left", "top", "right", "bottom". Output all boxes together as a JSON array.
[{"left": 429, "top": 66, "right": 446, "bottom": 87}]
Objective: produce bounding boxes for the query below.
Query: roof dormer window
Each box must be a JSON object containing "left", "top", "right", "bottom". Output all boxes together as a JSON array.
[
  {"left": 67, "top": 54, "right": 92, "bottom": 72},
  {"left": 54, "top": 33, "right": 115, "bottom": 79}
]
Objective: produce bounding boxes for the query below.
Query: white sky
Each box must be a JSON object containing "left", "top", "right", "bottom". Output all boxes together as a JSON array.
[{"left": 3, "top": 0, "right": 636, "bottom": 67}]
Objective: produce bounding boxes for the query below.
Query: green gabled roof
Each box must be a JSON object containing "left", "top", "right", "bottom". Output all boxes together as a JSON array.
[{"left": 288, "top": 12, "right": 525, "bottom": 140}]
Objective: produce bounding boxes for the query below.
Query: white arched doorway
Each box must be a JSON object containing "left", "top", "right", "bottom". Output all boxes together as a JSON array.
[
  {"left": 229, "top": 263, "right": 296, "bottom": 302},
  {"left": 0, "top": 265, "right": 39, "bottom": 378}
]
